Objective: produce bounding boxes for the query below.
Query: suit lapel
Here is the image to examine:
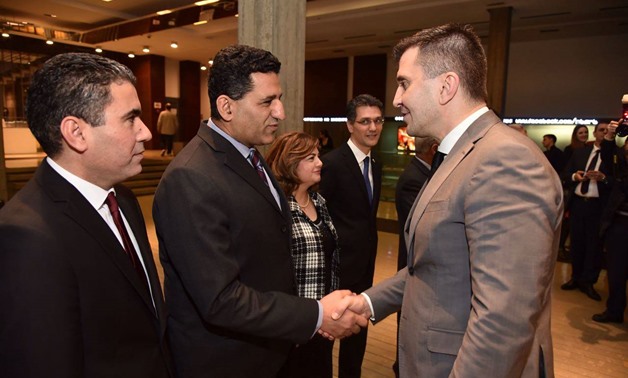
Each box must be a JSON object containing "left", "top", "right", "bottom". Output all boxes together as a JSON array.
[
  {"left": 406, "top": 111, "right": 502, "bottom": 260},
  {"left": 200, "top": 125, "right": 285, "bottom": 216},
  {"left": 38, "top": 162, "right": 157, "bottom": 316}
]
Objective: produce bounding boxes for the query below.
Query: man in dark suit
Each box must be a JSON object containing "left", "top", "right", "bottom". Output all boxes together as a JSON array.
[
  {"left": 391, "top": 136, "right": 437, "bottom": 377},
  {"left": 542, "top": 134, "right": 566, "bottom": 174},
  {"left": 561, "top": 123, "right": 611, "bottom": 301},
  {"left": 152, "top": 45, "right": 364, "bottom": 378},
  {"left": 593, "top": 120, "right": 628, "bottom": 323},
  {"left": 319, "top": 94, "right": 384, "bottom": 378},
  {"left": 0, "top": 53, "right": 172, "bottom": 378},
  {"left": 330, "top": 24, "right": 562, "bottom": 377},
  {"left": 395, "top": 136, "right": 438, "bottom": 270}
]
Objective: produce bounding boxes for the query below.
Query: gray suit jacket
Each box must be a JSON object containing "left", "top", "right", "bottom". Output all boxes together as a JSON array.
[
  {"left": 153, "top": 123, "right": 319, "bottom": 378},
  {"left": 366, "top": 111, "right": 563, "bottom": 377}
]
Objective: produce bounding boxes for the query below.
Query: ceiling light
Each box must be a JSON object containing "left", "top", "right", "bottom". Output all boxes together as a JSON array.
[
  {"left": 95, "top": 46, "right": 103, "bottom": 53},
  {"left": 208, "top": 60, "right": 214, "bottom": 66},
  {"left": 193, "top": 20, "right": 208, "bottom": 26},
  {"left": 128, "top": 52, "right": 135, "bottom": 58},
  {"left": 195, "top": 0, "right": 219, "bottom": 5},
  {"left": 102, "top": 0, "right": 113, "bottom": 2},
  {"left": 46, "top": 39, "right": 54, "bottom": 45},
  {"left": 1, "top": 32, "right": 9, "bottom": 38},
  {"left": 170, "top": 41, "right": 178, "bottom": 48},
  {"left": 142, "top": 46, "right": 150, "bottom": 53},
  {"left": 157, "top": 10, "right": 172, "bottom": 16},
  {"left": 200, "top": 65, "right": 207, "bottom": 71}
]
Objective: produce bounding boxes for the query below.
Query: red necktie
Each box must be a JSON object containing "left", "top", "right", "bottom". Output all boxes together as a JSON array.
[{"left": 105, "top": 192, "right": 149, "bottom": 289}]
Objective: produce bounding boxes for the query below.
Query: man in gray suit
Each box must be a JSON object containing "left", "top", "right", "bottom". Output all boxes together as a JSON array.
[{"left": 330, "top": 24, "right": 563, "bottom": 377}]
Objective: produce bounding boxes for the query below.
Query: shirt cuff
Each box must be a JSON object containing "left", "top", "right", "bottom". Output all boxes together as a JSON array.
[
  {"left": 361, "top": 292, "right": 376, "bottom": 322},
  {"left": 314, "top": 300, "right": 323, "bottom": 338}
]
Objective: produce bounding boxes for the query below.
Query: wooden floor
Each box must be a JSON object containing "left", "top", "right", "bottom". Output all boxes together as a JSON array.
[{"left": 137, "top": 196, "right": 628, "bottom": 378}]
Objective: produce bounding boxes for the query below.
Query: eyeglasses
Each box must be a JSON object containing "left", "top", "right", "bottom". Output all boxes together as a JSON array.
[{"left": 355, "top": 118, "right": 385, "bottom": 126}]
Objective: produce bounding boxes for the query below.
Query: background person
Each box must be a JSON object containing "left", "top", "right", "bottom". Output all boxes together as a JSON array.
[
  {"left": 320, "top": 93, "right": 384, "bottom": 378},
  {"left": 0, "top": 52, "right": 172, "bottom": 378},
  {"left": 157, "top": 102, "right": 178, "bottom": 156},
  {"left": 542, "top": 133, "right": 566, "bottom": 174},
  {"left": 266, "top": 131, "right": 340, "bottom": 378}
]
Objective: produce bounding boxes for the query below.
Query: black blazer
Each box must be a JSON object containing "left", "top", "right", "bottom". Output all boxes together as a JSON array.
[
  {"left": 153, "top": 123, "right": 319, "bottom": 378},
  {"left": 395, "top": 156, "right": 430, "bottom": 270},
  {"left": 561, "top": 144, "right": 612, "bottom": 202},
  {"left": 0, "top": 160, "right": 172, "bottom": 378},
  {"left": 320, "top": 142, "right": 382, "bottom": 292}
]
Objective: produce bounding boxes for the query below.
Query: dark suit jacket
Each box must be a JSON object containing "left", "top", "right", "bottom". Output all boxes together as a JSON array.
[
  {"left": 0, "top": 160, "right": 171, "bottom": 378},
  {"left": 153, "top": 123, "right": 319, "bottom": 378},
  {"left": 544, "top": 145, "right": 566, "bottom": 174},
  {"left": 561, "top": 144, "right": 612, "bottom": 204},
  {"left": 395, "top": 156, "right": 430, "bottom": 270},
  {"left": 599, "top": 139, "right": 628, "bottom": 236},
  {"left": 319, "top": 142, "right": 382, "bottom": 292}
]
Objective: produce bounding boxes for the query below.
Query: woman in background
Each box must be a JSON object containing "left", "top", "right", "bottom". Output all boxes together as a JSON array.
[
  {"left": 267, "top": 132, "right": 340, "bottom": 378},
  {"left": 564, "top": 124, "right": 589, "bottom": 162}
]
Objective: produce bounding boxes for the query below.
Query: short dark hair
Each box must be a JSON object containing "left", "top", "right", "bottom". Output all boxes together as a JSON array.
[
  {"left": 26, "top": 52, "right": 136, "bottom": 157},
  {"left": 346, "top": 94, "right": 384, "bottom": 123},
  {"left": 266, "top": 132, "right": 320, "bottom": 196},
  {"left": 543, "top": 134, "right": 557, "bottom": 144},
  {"left": 209, "top": 44, "right": 281, "bottom": 121},
  {"left": 393, "top": 23, "right": 487, "bottom": 103}
]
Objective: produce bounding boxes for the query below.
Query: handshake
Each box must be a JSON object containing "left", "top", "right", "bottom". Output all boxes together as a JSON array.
[{"left": 318, "top": 290, "right": 373, "bottom": 340}]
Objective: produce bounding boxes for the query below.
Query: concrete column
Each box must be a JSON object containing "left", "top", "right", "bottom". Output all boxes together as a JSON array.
[
  {"left": 238, "top": 0, "right": 306, "bottom": 140},
  {"left": 486, "top": 6, "right": 512, "bottom": 117}
]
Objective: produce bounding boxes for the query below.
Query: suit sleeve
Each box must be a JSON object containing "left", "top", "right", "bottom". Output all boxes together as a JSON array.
[
  {"left": 451, "top": 141, "right": 563, "bottom": 376},
  {"left": 0, "top": 222, "right": 83, "bottom": 378},
  {"left": 153, "top": 164, "right": 318, "bottom": 343}
]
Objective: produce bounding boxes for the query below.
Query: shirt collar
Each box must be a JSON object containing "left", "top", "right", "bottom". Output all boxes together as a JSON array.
[
  {"left": 46, "top": 157, "right": 113, "bottom": 210},
  {"left": 438, "top": 106, "right": 489, "bottom": 154},
  {"left": 347, "top": 138, "right": 370, "bottom": 164},
  {"left": 207, "top": 119, "right": 252, "bottom": 160}
]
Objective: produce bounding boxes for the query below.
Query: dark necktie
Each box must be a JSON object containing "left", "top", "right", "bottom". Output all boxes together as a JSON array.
[
  {"left": 363, "top": 156, "right": 373, "bottom": 204},
  {"left": 580, "top": 149, "right": 600, "bottom": 194},
  {"left": 105, "top": 192, "right": 149, "bottom": 289},
  {"left": 430, "top": 151, "right": 447, "bottom": 177},
  {"left": 249, "top": 149, "right": 269, "bottom": 186}
]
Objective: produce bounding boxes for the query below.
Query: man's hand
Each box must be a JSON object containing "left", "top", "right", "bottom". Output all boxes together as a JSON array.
[
  {"left": 605, "top": 121, "right": 618, "bottom": 140},
  {"left": 318, "top": 290, "right": 372, "bottom": 340},
  {"left": 318, "top": 290, "right": 369, "bottom": 340}
]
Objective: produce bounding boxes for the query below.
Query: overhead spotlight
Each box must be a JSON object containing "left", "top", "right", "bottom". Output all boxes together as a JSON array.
[
  {"left": 143, "top": 46, "right": 150, "bottom": 53},
  {"left": 128, "top": 52, "right": 135, "bottom": 58},
  {"left": 195, "top": 0, "right": 219, "bottom": 5},
  {"left": 1, "top": 32, "right": 9, "bottom": 38},
  {"left": 208, "top": 60, "right": 214, "bottom": 66},
  {"left": 157, "top": 10, "right": 172, "bottom": 16},
  {"left": 46, "top": 39, "right": 54, "bottom": 45},
  {"left": 95, "top": 46, "right": 103, "bottom": 53},
  {"left": 200, "top": 65, "right": 207, "bottom": 71},
  {"left": 170, "top": 41, "right": 178, "bottom": 48}
]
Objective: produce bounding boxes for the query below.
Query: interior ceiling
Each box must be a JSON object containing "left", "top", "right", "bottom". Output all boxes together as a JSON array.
[{"left": 0, "top": 0, "right": 627, "bottom": 66}]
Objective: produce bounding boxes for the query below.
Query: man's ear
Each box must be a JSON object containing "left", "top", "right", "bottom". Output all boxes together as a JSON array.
[
  {"left": 439, "top": 72, "right": 459, "bottom": 105},
  {"left": 59, "top": 116, "right": 88, "bottom": 153},
  {"left": 216, "top": 95, "right": 234, "bottom": 121}
]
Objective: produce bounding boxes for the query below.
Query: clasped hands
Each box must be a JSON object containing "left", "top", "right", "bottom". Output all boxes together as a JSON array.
[{"left": 318, "top": 289, "right": 372, "bottom": 340}]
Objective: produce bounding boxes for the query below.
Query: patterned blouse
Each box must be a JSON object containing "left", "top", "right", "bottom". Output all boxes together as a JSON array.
[{"left": 288, "top": 191, "right": 340, "bottom": 300}]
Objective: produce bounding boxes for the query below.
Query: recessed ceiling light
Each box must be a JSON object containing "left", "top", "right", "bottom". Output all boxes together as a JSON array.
[
  {"left": 44, "top": 14, "right": 57, "bottom": 18},
  {"left": 200, "top": 65, "right": 207, "bottom": 71},
  {"left": 193, "top": 20, "right": 208, "bottom": 26},
  {"left": 95, "top": 46, "right": 103, "bottom": 53},
  {"left": 170, "top": 41, "right": 178, "bottom": 48},
  {"left": 195, "top": 0, "right": 219, "bottom": 5},
  {"left": 157, "top": 10, "right": 172, "bottom": 16},
  {"left": 128, "top": 52, "right": 135, "bottom": 58},
  {"left": 1, "top": 32, "right": 9, "bottom": 38},
  {"left": 46, "top": 39, "right": 54, "bottom": 45},
  {"left": 208, "top": 60, "right": 214, "bottom": 65},
  {"left": 142, "top": 46, "right": 150, "bottom": 53}
]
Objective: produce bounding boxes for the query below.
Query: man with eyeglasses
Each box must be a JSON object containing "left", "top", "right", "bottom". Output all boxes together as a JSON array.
[{"left": 319, "top": 93, "right": 384, "bottom": 378}]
